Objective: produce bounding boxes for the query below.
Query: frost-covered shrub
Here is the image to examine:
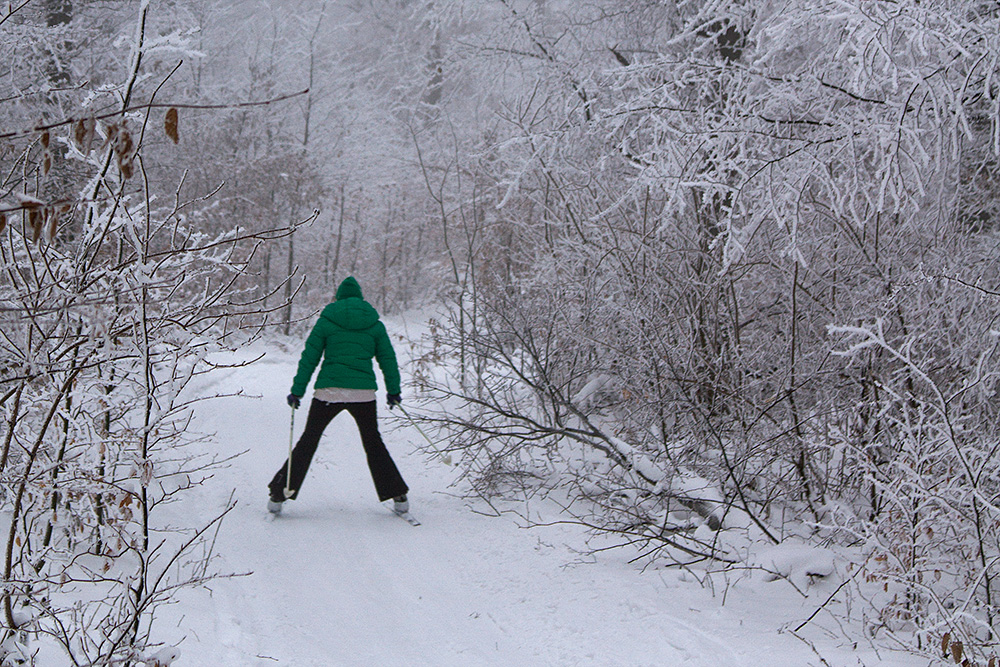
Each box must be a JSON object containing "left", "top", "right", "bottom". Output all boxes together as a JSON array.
[
  {"left": 412, "top": 0, "right": 1000, "bottom": 659},
  {"left": 0, "top": 2, "right": 289, "bottom": 663}
]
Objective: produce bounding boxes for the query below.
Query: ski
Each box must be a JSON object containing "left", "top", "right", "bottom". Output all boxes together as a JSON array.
[{"left": 393, "top": 509, "right": 421, "bottom": 526}]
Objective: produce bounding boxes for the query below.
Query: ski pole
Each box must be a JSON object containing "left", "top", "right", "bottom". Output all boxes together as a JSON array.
[
  {"left": 284, "top": 405, "right": 295, "bottom": 499},
  {"left": 397, "top": 405, "right": 452, "bottom": 465}
]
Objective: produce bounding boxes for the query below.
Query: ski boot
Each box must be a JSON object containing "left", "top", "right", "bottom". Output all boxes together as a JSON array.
[{"left": 393, "top": 494, "right": 409, "bottom": 514}]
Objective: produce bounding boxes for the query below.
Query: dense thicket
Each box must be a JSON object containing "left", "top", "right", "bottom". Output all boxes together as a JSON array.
[
  {"left": 0, "top": 1, "right": 301, "bottom": 663},
  {"left": 401, "top": 0, "right": 1000, "bottom": 661}
]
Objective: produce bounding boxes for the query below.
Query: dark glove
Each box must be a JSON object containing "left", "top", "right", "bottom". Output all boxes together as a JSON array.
[
  {"left": 387, "top": 393, "right": 402, "bottom": 409},
  {"left": 287, "top": 393, "right": 302, "bottom": 409}
]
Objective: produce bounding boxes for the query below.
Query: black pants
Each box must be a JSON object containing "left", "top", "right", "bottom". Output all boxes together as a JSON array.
[{"left": 269, "top": 399, "right": 408, "bottom": 502}]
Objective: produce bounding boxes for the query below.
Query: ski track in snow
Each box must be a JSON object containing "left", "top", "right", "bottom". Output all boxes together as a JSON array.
[{"left": 153, "top": 324, "right": 921, "bottom": 667}]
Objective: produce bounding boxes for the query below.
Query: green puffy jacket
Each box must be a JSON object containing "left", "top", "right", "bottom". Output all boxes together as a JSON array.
[{"left": 290, "top": 277, "right": 401, "bottom": 397}]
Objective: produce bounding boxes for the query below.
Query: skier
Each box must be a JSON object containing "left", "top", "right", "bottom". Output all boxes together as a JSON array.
[{"left": 268, "top": 276, "right": 409, "bottom": 516}]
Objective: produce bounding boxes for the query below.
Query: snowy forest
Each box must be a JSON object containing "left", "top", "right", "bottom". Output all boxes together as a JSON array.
[{"left": 3, "top": 0, "right": 1000, "bottom": 664}]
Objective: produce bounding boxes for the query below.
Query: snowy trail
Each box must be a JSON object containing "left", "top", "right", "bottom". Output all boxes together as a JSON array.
[{"left": 156, "top": 332, "right": 918, "bottom": 666}]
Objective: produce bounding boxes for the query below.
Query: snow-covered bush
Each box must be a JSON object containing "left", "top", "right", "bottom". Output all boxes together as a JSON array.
[
  {"left": 409, "top": 0, "right": 1000, "bottom": 660},
  {"left": 0, "top": 1, "right": 293, "bottom": 662}
]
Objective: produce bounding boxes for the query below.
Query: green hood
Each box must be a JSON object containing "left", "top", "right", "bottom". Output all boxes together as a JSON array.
[
  {"left": 323, "top": 278, "right": 377, "bottom": 331},
  {"left": 336, "top": 276, "right": 363, "bottom": 301}
]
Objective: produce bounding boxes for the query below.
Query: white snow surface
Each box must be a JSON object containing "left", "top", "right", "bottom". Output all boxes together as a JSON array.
[{"left": 144, "top": 314, "right": 924, "bottom": 667}]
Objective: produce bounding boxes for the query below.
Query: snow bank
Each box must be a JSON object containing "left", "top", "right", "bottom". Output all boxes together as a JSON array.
[
  {"left": 751, "top": 541, "right": 838, "bottom": 591},
  {"left": 140, "top": 648, "right": 180, "bottom": 667}
]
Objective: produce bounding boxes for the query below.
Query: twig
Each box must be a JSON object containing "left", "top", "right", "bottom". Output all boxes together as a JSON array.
[
  {"left": 0, "top": 88, "right": 310, "bottom": 141},
  {"left": 795, "top": 574, "right": 855, "bottom": 632}
]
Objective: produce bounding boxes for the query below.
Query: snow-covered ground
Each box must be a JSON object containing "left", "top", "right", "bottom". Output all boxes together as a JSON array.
[{"left": 154, "top": 314, "right": 927, "bottom": 666}]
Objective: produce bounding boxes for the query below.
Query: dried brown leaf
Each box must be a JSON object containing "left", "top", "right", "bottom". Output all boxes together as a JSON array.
[
  {"left": 114, "top": 128, "right": 134, "bottom": 159},
  {"left": 165, "top": 107, "right": 179, "bottom": 144},
  {"left": 40, "top": 130, "right": 50, "bottom": 149},
  {"left": 42, "top": 152, "right": 52, "bottom": 176},
  {"left": 942, "top": 633, "right": 951, "bottom": 658},
  {"left": 47, "top": 207, "right": 58, "bottom": 240},
  {"left": 115, "top": 129, "right": 136, "bottom": 179},
  {"left": 0, "top": 212, "right": 6, "bottom": 235},
  {"left": 28, "top": 208, "right": 42, "bottom": 242},
  {"left": 952, "top": 640, "right": 963, "bottom": 663},
  {"left": 100, "top": 121, "right": 119, "bottom": 153},
  {"left": 74, "top": 119, "right": 86, "bottom": 149},
  {"left": 118, "top": 154, "right": 134, "bottom": 180},
  {"left": 74, "top": 118, "right": 96, "bottom": 153}
]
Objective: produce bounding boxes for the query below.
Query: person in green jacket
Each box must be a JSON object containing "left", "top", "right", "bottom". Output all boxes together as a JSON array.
[{"left": 268, "top": 277, "right": 409, "bottom": 515}]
